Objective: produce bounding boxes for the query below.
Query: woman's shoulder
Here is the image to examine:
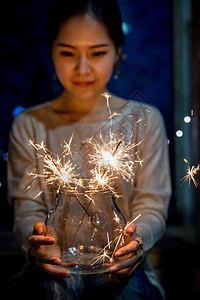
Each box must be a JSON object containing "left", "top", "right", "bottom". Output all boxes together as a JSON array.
[
  {"left": 12, "top": 101, "right": 51, "bottom": 127},
  {"left": 111, "top": 94, "right": 162, "bottom": 119},
  {"left": 16, "top": 101, "right": 50, "bottom": 119}
]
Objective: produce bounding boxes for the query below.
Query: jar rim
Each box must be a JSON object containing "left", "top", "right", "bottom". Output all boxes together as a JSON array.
[{"left": 53, "top": 178, "right": 116, "bottom": 194}]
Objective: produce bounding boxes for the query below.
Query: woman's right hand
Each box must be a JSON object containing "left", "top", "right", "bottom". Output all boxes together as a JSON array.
[{"left": 28, "top": 222, "right": 70, "bottom": 278}]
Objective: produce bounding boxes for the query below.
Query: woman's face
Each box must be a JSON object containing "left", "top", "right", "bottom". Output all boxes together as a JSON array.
[{"left": 51, "top": 14, "right": 119, "bottom": 103}]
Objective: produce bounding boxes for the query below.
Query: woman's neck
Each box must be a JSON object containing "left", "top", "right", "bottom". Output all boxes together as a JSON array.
[{"left": 51, "top": 90, "right": 111, "bottom": 122}]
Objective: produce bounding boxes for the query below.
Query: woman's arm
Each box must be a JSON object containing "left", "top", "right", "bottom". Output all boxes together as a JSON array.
[
  {"left": 8, "top": 113, "right": 47, "bottom": 253},
  {"left": 130, "top": 108, "right": 171, "bottom": 253},
  {"left": 111, "top": 107, "right": 171, "bottom": 276},
  {"left": 8, "top": 113, "right": 70, "bottom": 277}
]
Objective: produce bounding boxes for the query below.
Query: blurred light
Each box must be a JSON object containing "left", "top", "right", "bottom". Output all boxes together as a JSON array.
[
  {"left": 3, "top": 152, "right": 8, "bottom": 161},
  {"left": 122, "top": 22, "right": 133, "bottom": 35},
  {"left": 13, "top": 105, "right": 25, "bottom": 117},
  {"left": 184, "top": 116, "right": 191, "bottom": 123},
  {"left": 176, "top": 130, "right": 183, "bottom": 137}
]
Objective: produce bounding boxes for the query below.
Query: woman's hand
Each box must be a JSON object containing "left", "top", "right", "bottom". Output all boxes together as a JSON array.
[
  {"left": 28, "top": 222, "right": 70, "bottom": 278},
  {"left": 110, "top": 222, "right": 144, "bottom": 277}
]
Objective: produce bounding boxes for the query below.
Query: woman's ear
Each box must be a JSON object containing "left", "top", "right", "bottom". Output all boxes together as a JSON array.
[
  {"left": 114, "top": 47, "right": 126, "bottom": 69},
  {"left": 115, "top": 47, "right": 122, "bottom": 66}
]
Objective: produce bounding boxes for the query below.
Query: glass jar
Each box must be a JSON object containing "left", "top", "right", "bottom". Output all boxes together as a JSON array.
[{"left": 45, "top": 180, "right": 127, "bottom": 274}]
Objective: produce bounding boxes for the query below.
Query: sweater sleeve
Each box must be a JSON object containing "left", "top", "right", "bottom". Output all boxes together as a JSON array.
[
  {"left": 7, "top": 113, "right": 48, "bottom": 255},
  {"left": 130, "top": 108, "right": 171, "bottom": 252}
]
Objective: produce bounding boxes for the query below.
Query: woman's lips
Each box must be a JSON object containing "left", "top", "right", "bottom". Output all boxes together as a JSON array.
[{"left": 73, "top": 81, "right": 95, "bottom": 87}]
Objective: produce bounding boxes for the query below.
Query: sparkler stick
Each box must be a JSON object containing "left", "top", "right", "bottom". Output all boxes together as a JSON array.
[
  {"left": 86, "top": 214, "right": 142, "bottom": 270},
  {"left": 111, "top": 213, "right": 142, "bottom": 260},
  {"left": 124, "top": 214, "right": 142, "bottom": 230}
]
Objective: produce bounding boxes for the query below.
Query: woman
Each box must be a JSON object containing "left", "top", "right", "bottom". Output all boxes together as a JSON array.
[{"left": 8, "top": 0, "right": 171, "bottom": 299}]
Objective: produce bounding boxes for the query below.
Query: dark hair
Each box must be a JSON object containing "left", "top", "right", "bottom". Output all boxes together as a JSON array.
[{"left": 46, "top": 0, "right": 125, "bottom": 50}]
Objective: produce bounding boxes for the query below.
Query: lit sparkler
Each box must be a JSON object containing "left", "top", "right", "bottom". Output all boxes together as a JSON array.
[
  {"left": 181, "top": 158, "right": 200, "bottom": 187},
  {"left": 27, "top": 136, "right": 80, "bottom": 194},
  {"left": 87, "top": 132, "right": 143, "bottom": 185}
]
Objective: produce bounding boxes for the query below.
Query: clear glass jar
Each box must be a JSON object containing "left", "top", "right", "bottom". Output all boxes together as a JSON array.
[{"left": 45, "top": 180, "right": 127, "bottom": 274}]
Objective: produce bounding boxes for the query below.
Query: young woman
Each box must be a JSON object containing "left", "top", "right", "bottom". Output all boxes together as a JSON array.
[{"left": 8, "top": 0, "right": 171, "bottom": 299}]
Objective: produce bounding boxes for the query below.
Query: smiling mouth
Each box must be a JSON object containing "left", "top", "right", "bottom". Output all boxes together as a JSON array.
[{"left": 73, "top": 81, "right": 95, "bottom": 88}]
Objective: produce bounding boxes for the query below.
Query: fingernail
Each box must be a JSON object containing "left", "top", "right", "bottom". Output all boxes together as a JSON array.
[
  {"left": 115, "top": 251, "right": 122, "bottom": 257},
  {"left": 54, "top": 259, "right": 61, "bottom": 265},
  {"left": 110, "top": 266, "right": 118, "bottom": 272},
  {"left": 47, "top": 238, "right": 54, "bottom": 243}
]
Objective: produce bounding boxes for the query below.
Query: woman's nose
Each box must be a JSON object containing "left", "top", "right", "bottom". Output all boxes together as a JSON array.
[{"left": 75, "top": 55, "right": 91, "bottom": 74}]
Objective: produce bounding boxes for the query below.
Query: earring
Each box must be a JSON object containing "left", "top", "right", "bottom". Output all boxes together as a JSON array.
[
  {"left": 52, "top": 72, "right": 57, "bottom": 80},
  {"left": 114, "top": 70, "right": 120, "bottom": 80}
]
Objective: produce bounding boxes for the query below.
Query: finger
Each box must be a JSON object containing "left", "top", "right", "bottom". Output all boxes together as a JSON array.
[
  {"left": 62, "top": 261, "right": 79, "bottom": 268},
  {"left": 33, "top": 222, "right": 46, "bottom": 235},
  {"left": 110, "top": 254, "right": 141, "bottom": 274},
  {"left": 115, "top": 240, "right": 138, "bottom": 257},
  {"left": 111, "top": 266, "right": 134, "bottom": 277},
  {"left": 37, "top": 262, "right": 70, "bottom": 278},
  {"left": 124, "top": 222, "right": 136, "bottom": 235},
  {"left": 29, "top": 235, "right": 55, "bottom": 247},
  {"left": 111, "top": 259, "right": 141, "bottom": 277},
  {"left": 33, "top": 250, "right": 62, "bottom": 265}
]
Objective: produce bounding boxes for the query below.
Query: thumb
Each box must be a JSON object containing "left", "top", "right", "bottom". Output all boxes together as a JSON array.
[{"left": 33, "top": 222, "right": 46, "bottom": 235}]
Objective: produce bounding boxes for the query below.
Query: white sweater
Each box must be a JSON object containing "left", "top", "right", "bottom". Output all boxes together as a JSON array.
[{"left": 8, "top": 100, "right": 171, "bottom": 295}]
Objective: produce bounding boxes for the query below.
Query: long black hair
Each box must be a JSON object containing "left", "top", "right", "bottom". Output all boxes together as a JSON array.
[{"left": 46, "top": 0, "right": 125, "bottom": 50}]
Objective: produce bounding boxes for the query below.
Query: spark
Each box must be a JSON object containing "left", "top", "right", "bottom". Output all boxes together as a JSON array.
[
  {"left": 113, "top": 211, "right": 120, "bottom": 224},
  {"left": 27, "top": 136, "right": 80, "bottom": 195},
  {"left": 86, "top": 248, "right": 112, "bottom": 270},
  {"left": 102, "top": 91, "right": 112, "bottom": 126},
  {"left": 102, "top": 91, "right": 111, "bottom": 108},
  {"left": 43, "top": 154, "right": 78, "bottom": 188},
  {"left": 87, "top": 133, "right": 142, "bottom": 183},
  {"left": 107, "top": 232, "right": 111, "bottom": 249},
  {"left": 28, "top": 139, "right": 47, "bottom": 153},
  {"left": 181, "top": 158, "right": 200, "bottom": 187}
]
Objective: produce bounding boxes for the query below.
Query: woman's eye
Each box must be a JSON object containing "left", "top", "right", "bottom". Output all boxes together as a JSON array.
[
  {"left": 91, "top": 51, "right": 107, "bottom": 57},
  {"left": 60, "top": 51, "right": 75, "bottom": 57}
]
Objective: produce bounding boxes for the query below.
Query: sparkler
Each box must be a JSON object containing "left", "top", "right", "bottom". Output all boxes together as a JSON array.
[
  {"left": 87, "top": 132, "right": 143, "bottom": 185},
  {"left": 85, "top": 213, "right": 142, "bottom": 271},
  {"left": 27, "top": 135, "right": 80, "bottom": 195},
  {"left": 181, "top": 158, "right": 200, "bottom": 187}
]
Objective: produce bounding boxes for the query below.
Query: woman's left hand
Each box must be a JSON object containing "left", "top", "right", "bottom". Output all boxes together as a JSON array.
[{"left": 110, "top": 222, "right": 144, "bottom": 277}]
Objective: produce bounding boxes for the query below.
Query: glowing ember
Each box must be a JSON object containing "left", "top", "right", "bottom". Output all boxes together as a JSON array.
[
  {"left": 87, "top": 133, "right": 143, "bottom": 183},
  {"left": 181, "top": 158, "right": 200, "bottom": 187},
  {"left": 27, "top": 137, "right": 79, "bottom": 194}
]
